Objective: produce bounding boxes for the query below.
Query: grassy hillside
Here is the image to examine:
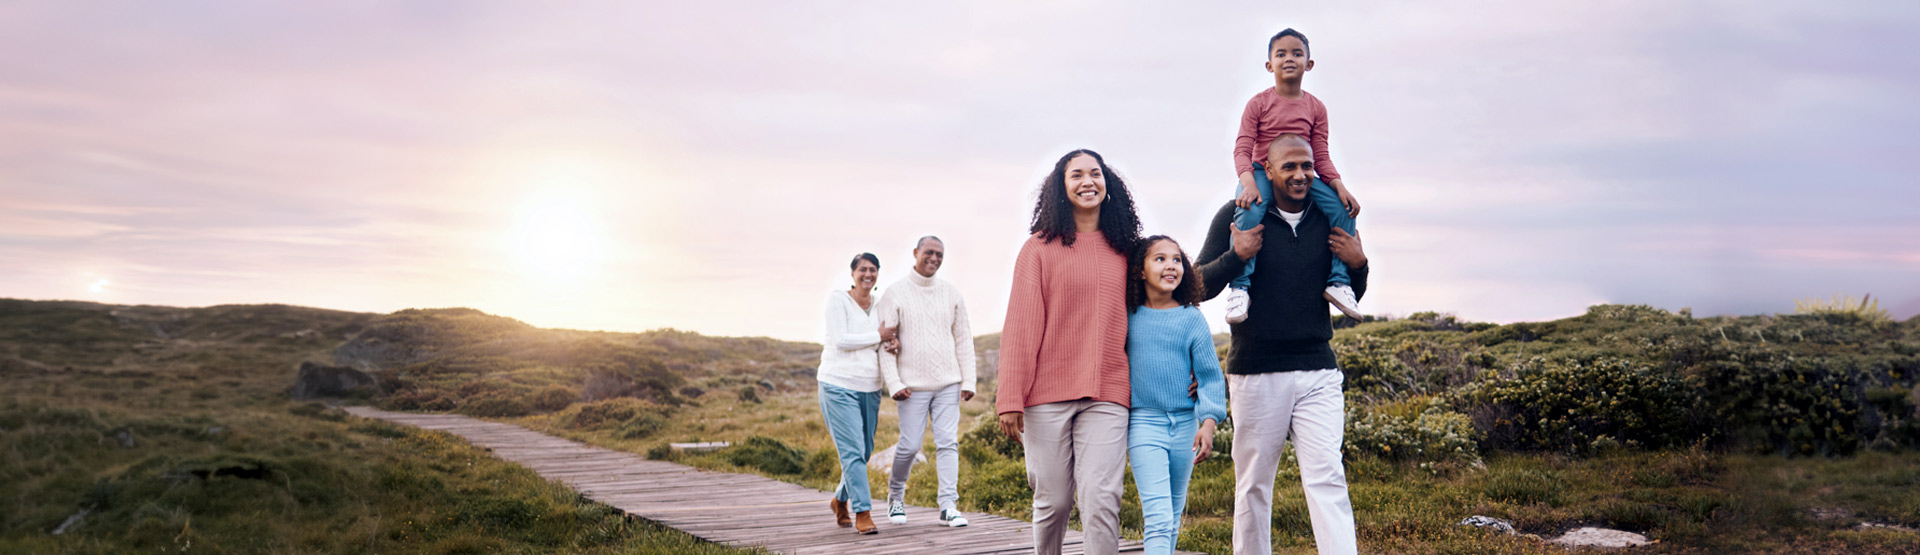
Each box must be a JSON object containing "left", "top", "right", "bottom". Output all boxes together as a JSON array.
[
  {"left": 5, "top": 298, "right": 1917, "bottom": 553},
  {"left": 0, "top": 299, "right": 757, "bottom": 554}
]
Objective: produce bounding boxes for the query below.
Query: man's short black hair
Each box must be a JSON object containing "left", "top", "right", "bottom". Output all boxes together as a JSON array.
[{"left": 1268, "top": 28, "right": 1310, "bottom": 58}]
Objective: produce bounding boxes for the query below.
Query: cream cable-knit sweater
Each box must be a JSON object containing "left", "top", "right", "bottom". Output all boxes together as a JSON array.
[{"left": 876, "top": 271, "right": 976, "bottom": 394}]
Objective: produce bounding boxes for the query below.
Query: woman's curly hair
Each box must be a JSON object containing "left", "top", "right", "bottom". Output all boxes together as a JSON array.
[
  {"left": 1029, "top": 149, "right": 1142, "bottom": 255},
  {"left": 1126, "top": 235, "right": 1205, "bottom": 313}
]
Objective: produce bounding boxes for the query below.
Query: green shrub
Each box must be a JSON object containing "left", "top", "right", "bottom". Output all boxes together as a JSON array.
[
  {"left": 459, "top": 391, "right": 532, "bottom": 418},
  {"left": 528, "top": 385, "right": 578, "bottom": 413},
  {"left": 1346, "top": 397, "right": 1480, "bottom": 463},
  {"left": 383, "top": 388, "right": 456, "bottom": 412},
  {"left": 721, "top": 436, "right": 805, "bottom": 475},
  {"left": 960, "top": 412, "right": 1022, "bottom": 462},
  {"left": 1453, "top": 356, "right": 1706, "bottom": 453},
  {"left": 566, "top": 398, "right": 674, "bottom": 430},
  {"left": 288, "top": 402, "right": 346, "bottom": 421},
  {"left": 615, "top": 413, "right": 667, "bottom": 440},
  {"left": 737, "top": 385, "right": 761, "bottom": 404},
  {"left": 959, "top": 457, "right": 1033, "bottom": 519}
]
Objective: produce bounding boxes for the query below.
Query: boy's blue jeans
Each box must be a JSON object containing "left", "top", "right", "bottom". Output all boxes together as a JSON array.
[
  {"left": 1128, "top": 408, "right": 1200, "bottom": 555},
  {"left": 1230, "top": 162, "right": 1356, "bottom": 290},
  {"left": 819, "top": 382, "right": 881, "bottom": 512}
]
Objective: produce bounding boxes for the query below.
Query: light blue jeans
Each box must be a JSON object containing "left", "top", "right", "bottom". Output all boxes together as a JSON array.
[
  {"left": 819, "top": 382, "right": 881, "bottom": 512},
  {"left": 1231, "top": 162, "right": 1356, "bottom": 290},
  {"left": 1128, "top": 408, "right": 1200, "bottom": 555}
]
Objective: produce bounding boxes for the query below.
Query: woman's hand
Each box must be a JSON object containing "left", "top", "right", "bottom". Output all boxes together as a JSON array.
[
  {"left": 1192, "top": 419, "right": 1218, "bottom": 464},
  {"left": 998, "top": 412, "right": 1024, "bottom": 444},
  {"left": 892, "top": 389, "right": 912, "bottom": 401}
]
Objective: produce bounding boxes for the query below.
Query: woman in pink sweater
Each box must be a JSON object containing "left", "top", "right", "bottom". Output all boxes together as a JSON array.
[{"left": 995, "top": 149, "right": 1141, "bottom": 555}]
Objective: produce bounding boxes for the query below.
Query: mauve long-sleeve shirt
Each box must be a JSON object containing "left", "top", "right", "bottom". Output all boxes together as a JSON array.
[
  {"left": 994, "top": 232, "right": 1132, "bottom": 415},
  {"left": 1233, "top": 88, "right": 1341, "bottom": 182}
]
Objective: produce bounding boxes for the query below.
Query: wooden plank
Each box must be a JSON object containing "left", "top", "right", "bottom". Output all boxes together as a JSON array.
[{"left": 344, "top": 406, "right": 1200, "bottom": 555}]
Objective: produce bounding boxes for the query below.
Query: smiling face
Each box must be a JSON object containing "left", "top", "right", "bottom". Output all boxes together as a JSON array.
[
  {"left": 1265, "top": 35, "right": 1313, "bottom": 82},
  {"left": 1062, "top": 154, "right": 1106, "bottom": 212},
  {"left": 1264, "top": 137, "right": 1316, "bottom": 207},
  {"left": 1140, "top": 239, "right": 1186, "bottom": 298},
  {"left": 913, "top": 238, "right": 944, "bottom": 277},
  {"left": 851, "top": 258, "right": 878, "bottom": 290}
]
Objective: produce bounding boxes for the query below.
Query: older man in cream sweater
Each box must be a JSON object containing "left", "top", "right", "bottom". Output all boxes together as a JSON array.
[{"left": 876, "top": 235, "right": 977, "bottom": 528}]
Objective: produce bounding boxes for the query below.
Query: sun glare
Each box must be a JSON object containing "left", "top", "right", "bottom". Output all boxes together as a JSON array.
[{"left": 505, "top": 191, "right": 607, "bottom": 282}]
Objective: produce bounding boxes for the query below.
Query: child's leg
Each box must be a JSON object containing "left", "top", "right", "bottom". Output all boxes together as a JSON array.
[
  {"left": 1167, "top": 411, "right": 1198, "bottom": 536},
  {"left": 1127, "top": 411, "right": 1178, "bottom": 555},
  {"left": 1307, "top": 176, "right": 1355, "bottom": 287},
  {"left": 1228, "top": 164, "right": 1274, "bottom": 290}
]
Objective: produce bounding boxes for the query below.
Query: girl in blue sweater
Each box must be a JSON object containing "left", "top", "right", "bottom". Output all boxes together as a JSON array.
[{"left": 1125, "top": 235, "right": 1229, "bottom": 554}]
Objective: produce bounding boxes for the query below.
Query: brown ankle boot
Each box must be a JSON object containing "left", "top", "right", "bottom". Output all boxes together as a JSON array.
[
  {"left": 831, "top": 499, "right": 851, "bottom": 527},
  {"left": 853, "top": 510, "right": 878, "bottom": 534}
]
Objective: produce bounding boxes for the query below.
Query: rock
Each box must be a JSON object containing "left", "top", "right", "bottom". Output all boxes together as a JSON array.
[
  {"left": 50, "top": 507, "right": 89, "bottom": 535},
  {"left": 112, "top": 429, "right": 136, "bottom": 449},
  {"left": 290, "top": 362, "right": 377, "bottom": 399},
  {"left": 867, "top": 441, "right": 927, "bottom": 473},
  {"left": 1458, "top": 515, "right": 1515, "bottom": 534},
  {"left": 1548, "top": 527, "right": 1651, "bottom": 548},
  {"left": 756, "top": 378, "right": 776, "bottom": 391},
  {"left": 1857, "top": 522, "right": 1918, "bottom": 533}
]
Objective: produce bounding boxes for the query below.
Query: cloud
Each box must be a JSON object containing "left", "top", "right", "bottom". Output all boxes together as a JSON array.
[{"left": 1, "top": 1, "right": 1915, "bottom": 340}]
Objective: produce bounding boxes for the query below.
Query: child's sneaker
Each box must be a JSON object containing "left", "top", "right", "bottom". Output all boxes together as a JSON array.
[
  {"left": 888, "top": 498, "right": 907, "bottom": 524},
  {"left": 939, "top": 509, "right": 969, "bottom": 527},
  {"left": 1324, "top": 284, "right": 1362, "bottom": 320},
  {"left": 1224, "top": 287, "right": 1251, "bottom": 324}
]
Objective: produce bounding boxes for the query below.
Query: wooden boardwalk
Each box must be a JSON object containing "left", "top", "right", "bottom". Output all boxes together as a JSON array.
[{"left": 346, "top": 407, "right": 1197, "bottom": 554}]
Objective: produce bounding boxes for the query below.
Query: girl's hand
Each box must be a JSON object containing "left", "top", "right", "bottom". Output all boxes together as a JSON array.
[
  {"left": 1188, "top": 379, "right": 1198, "bottom": 399},
  {"left": 1334, "top": 183, "right": 1361, "bottom": 218},
  {"left": 1192, "top": 419, "right": 1218, "bottom": 464},
  {"left": 1234, "top": 172, "right": 1260, "bottom": 209},
  {"left": 999, "top": 412, "right": 1024, "bottom": 444}
]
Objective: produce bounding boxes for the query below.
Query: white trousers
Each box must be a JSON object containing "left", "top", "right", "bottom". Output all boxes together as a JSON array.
[{"left": 1229, "top": 370, "right": 1357, "bottom": 555}]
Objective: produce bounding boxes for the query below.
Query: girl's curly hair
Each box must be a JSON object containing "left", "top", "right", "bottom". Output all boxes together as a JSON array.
[
  {"left": 1029, "top": 149, "right": 1142, "bottom": 255},
  {"left": 1127, "top": 235, "right": 1205, "bottom": 313}
]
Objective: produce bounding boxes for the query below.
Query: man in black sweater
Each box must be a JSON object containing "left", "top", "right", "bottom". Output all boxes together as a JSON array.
[{"left": 1193, "top": 134, "right": 1367, "bottom": 555}]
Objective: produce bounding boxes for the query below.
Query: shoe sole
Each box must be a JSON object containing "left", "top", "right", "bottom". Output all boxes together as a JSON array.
[
  {"left": 1324, "top": 291, "right": 1362, "bottom": 320},
  {"left": 889, "top": 516, "right": 906, "bottom": 524},
  {"left": 945, "top": 520, "right": 968, "bottom": 527}
]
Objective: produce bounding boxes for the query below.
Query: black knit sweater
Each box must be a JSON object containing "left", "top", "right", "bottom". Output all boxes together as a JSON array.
[{"left": 1193, "top": 201, "right": 1369, "bottom": 374}]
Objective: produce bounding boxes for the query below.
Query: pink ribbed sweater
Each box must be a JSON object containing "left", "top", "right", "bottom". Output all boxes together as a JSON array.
[{"left": 995, "top": 232, "right": 1132, "bottom": 414}]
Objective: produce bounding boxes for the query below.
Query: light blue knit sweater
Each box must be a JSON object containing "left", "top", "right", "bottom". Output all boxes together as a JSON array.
[{"left": 1126, "top": 305, "right": 1228, "bottom": 425}]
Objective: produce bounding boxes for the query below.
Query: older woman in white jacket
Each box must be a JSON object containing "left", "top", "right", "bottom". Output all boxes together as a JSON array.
[{"left": 819, "top": 252, "right": 891, "bottom": 534}]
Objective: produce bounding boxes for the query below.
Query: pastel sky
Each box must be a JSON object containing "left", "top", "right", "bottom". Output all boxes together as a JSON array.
[{"left": 2, "top": 1, "right": 1916, "bottom": 342}]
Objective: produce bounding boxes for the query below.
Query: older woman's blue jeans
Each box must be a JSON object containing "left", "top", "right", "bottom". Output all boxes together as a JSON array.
[
  {"left": 819, "top": 382, "right": 881, "bottom": 512},
  {"left": 1128, "top": 408, "right": 1199, "bottom": 555}
]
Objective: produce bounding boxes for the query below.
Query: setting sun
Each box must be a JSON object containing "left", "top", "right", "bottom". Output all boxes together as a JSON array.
[{"left": 504, "top": 190, "right": 607, "bottom": 282}]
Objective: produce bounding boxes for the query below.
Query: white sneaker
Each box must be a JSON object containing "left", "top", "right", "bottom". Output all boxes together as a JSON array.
[
  {"left": 1325, "top": 284, "right": 1362, "bottom": 320},
  {"left": 1224, "top": 287, "right": 1251, "bottom": 324},
  {"left": 888, "top": 498, "right": 907, "bottom": 524},
  {"left": 939, "top": 508, "right": 969, "bottom": 527}
]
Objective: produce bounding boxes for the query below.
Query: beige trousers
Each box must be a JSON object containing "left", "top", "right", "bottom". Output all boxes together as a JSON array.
[
  {"left": 1229, "top": 370, "right": 1357, "bottom": 555},
  {"left": 1022, "top": 399, "right": 1129, "bottom": 555}
]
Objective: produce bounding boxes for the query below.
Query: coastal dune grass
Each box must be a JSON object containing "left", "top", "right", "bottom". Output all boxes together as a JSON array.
[{"left": 0, "top": 300, "right": 758, "bottom": 554}]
